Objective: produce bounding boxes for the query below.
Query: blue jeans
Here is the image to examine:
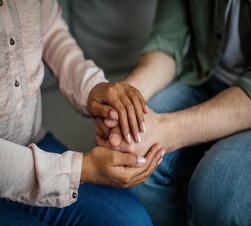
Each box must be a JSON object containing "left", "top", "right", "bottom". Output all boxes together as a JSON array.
[
  {"left": 0, "top": 133, "right": 153, "bottom": 226},
  {"left": 128, "top": 76, "right": 251, "bottom": 226}
]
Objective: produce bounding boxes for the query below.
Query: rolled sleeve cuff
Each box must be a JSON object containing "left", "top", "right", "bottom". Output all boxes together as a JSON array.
[
  {"left": 233, "top": 71, "right": 251, "bottom": 99},
  {"left": 69, "top": 151, "right": 83, "bottom": 204},
  {"left": 139, "top": 35, "right": 183, "bottom": 76}
]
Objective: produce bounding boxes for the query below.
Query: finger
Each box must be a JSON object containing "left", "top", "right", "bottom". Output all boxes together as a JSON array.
[
  {"left": 105, "top": 97, "right": 131, "bottom": 144},
  {"left": 129, "top": 148, "right": 164, "bottom": 186},
  {"left": 119, "top": 95, "right": 141, "bottom": 143},
  {"left": 95, "top": 124, "right": 107, "bottom": 140},
  {"left": 104, "top": 119, "right": 119, "bottom": 128},
  {"left": 110, "top": 152, "right": 146, "bottom": 167},
  {"left": 127, "top": 90, "right": 146, "bottom": 133},
  {"left": 132, "top": 87, "right": 149, "bottom": 114},
  {"left": 96, "top": 117, "right": 110, "bottom": 140},
  {"left": 127, "top": 143, "right": 162, "bottom": 178},
  {"left": 95, "top": 134, "right": 110, "bottom": 147},
  {"left": 109, "top": 125, "right": 123, "bottom": 147},
  {"left": 88, "top": 101, "right": 118, "bottom": 120}
]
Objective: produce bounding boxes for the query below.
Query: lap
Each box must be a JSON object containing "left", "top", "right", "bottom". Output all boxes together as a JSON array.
[
  {"left": 147, "top": 81, "right": 208, "bottom": 114},
  {"left": 129, "top": 79, "right": 229, "bottom": 225},
  {"left": 189, "top": 130, "right": 251, "bottom": 226},
  {"left": 0, "top": 133, "right": 153, "bottom": 226},
  {"left": 11, "top": 183, "right": 152, "bottom": 226}
]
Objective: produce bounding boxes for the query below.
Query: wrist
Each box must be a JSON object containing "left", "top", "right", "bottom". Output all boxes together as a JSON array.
[
  {"left": 157, "top": 112, "right": 186, "bottom": 153},
  {"left": 80, "top": 153, "right": 91, "bottom": 184}
]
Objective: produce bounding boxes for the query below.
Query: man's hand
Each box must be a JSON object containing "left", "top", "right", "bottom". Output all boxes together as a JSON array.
[
  {"left": 95, "top": 108, "right": 162, "bottom": 157},
  {"left": 87, "top": 81, "right": 149, "bottom": 144},
  {"left": 80, "top": 144, "right": 164, "bottom": 189}
]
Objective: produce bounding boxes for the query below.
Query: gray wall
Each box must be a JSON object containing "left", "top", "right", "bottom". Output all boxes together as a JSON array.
[{"left": 41, "top": 0, "right": 157, "bottom": 152}]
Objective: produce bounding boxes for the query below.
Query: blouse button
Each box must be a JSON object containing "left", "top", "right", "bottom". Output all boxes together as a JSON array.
[
  {"left": 15, "top": 80, "right": 19, "bottom": 87},
  {"left": 72, "top": 192, "right": 77, "bottom": 199},
  {"left": 10, "top": 38, "right": 15, "bottom": 45}
]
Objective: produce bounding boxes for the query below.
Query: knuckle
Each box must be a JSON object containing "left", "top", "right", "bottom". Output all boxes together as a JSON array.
[
  {"left": 107, "top": 85, "right": 115, "bottom": 95},
  {"left": 125, "top": 102, "right": 134, "bottom": 112},
  {"left": 110, "top": 153, "right": 117, "bottom": 164},
  {"left": 130, "top": 92, "right": 138, "bottom": 101},
  {"left": 88, "top": 101, "right": 94, "bottom": 111},
  {"left": 118, "top": 107, "right": 126, "bottom": 115},
  {"left": 122, "top": 176, "right": 131, "bottom": 184},
  {"left": 114, "top": 82, "right": 122, "bottom": 89},
  {"left": 119, "top": 81, "right": 126, "bottom": 87},
  {"left": 99, "top": 107, "right": 108, "bottom": 117},
  {"left": 125, "top": 154, "right": 135, "bottom": 164},
  {"left": 138, "top": 114, "right": 144, "bottom": 122}
]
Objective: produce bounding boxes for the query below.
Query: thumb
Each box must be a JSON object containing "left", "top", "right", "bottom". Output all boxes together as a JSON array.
[
  {"left": 112, "top": 152, "right": 146, "bottom": 167},
  {"left": 109, "top": 125, "right": 123, "bottom": 147}
]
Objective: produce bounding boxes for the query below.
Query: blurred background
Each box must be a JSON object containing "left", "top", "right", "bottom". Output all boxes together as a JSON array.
[{"left": 41, "top": 0, "right": 157, "bottom": 153}]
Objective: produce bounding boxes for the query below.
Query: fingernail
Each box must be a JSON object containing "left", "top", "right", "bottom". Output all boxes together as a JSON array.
[
  {"left": 141, "top": 121, "right": 146, "bottom": 133},
  {"left": 109, "top": 134, "right": 120, "bottom": 143},
  {"left": 158, "top": 158, "right": 163, "bottom": 165},
  {"left": 127, "top": 133, "right": 131, "bottom": 143},
  {"left": 109, "top": 111, "right": 118, "bottom": 120},
  {"left": 144, "top": 105, "right": 149, "bottom": 113},
  {"left": 137, "top": 156, "right": 146, "bottom": 166},
  {"left": 161, "top": 150, "right": 165, "bottom": 158},
  {"left": 136, "top": 132, "right": 141, "bottom": 143},
  {"left": 105, "top": 119, "right": 113, "bottom": 125}
]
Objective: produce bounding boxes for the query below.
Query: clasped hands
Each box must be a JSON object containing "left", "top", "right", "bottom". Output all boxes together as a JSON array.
[{"left": 81, "top": 81, "right": 164, "bottom": 189}]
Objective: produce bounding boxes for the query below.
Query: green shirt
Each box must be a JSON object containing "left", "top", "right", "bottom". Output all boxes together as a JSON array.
[{"left": 140, "top": 0, "right": 251, "bottom": 98}]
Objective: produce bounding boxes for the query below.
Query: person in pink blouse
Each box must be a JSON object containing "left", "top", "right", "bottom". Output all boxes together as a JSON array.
[{"left": 0, "top": 0, "right": 164, "bottom": 225}]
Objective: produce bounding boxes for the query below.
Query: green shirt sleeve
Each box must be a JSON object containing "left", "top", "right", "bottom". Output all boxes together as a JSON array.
[
  {"left": 233, "top": 67, "right": 251, "bottom": 99},
  {"left": 139, "top": 0, "right": 189, "bottom": 76}
]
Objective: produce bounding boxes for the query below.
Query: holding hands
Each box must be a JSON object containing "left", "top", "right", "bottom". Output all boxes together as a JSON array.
[
  {"left": 95, "top": 108, "right": 163, "bottom": 158},
  {"left": 83, "top": 81, "right": 164, "bottom": 188},
  {"left": 80, "top": 144, "right": 163, "bottom": 188},
  {"left": 87, "top": 81, "right": 149, "bottom": 143}
]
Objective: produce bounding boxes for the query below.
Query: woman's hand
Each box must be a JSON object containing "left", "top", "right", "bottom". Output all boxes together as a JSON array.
[
  {"left": 87, "top": 81, "right": 148, "bottom": 144},
  {"left": 80, "top": 144, "right": 164, "bottom": 189}
]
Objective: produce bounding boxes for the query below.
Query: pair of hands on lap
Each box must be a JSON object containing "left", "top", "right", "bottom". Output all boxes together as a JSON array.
[{"left": 81, "top": 81, "right": 164, "bottom": 188}]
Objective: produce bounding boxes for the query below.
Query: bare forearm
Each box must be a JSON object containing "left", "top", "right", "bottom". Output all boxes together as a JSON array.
[
  {"left": 159, "top": 86, "right": 251, "bottom": 152},
  {"left": 126, "top": 51, "right": 176, "bottom": 101}
]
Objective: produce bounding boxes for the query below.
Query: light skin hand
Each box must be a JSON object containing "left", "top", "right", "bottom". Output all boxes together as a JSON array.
[
  {"left": 87, "top": 81, "right": 149, "bottom": 144},
  {"left": 95, "top": 108, "right": 161, "bottom": 157},
  {"left": 101, "top": 52, "right": 251, "bottom": 156},
  {"left": 80, "top": 144, "right": 164, "bottom": 189},
  {"left": 97, "top": 86, "right": 251, "bottom": 158},
  {"left": 157, "top": 86, "right": 251, "bottom": 153}
]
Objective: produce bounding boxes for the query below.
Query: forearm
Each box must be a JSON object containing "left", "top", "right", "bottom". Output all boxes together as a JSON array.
[
  {"left": 0, "top": 139, "right": 82, "bottom": 207},
  {"left": 126, "top": 51, "right": 176, "bottom": 101},
  {"left": 159, "top": 86, "right": 251, "bottom": 152}
]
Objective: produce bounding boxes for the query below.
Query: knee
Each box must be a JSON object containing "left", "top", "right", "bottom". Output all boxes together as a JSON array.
[
  {"left": 112, "top": 201, "right": 153, "bottom": 226},
  {"left": 188, "top": 139, "right": 251, "bottom": 226}
]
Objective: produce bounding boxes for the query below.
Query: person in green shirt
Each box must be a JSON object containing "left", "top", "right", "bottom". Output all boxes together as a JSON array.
[{"left": 96, "top": 0, "right": 251, "bottom": 225}]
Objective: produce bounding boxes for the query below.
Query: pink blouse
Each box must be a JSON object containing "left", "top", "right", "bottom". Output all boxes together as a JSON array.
[{"left": 0, "top": 0, "right": 108, "bottom": 207}]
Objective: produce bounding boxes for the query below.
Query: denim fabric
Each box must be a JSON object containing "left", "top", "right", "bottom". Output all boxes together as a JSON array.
[
  {"left": 0, "top": 133, "right": 153, "bottom": 226},
  {"left": 189, "top": 130, "right": 251, "bottom": 226},
  {"left": 127, "top": 76, "right": 251, "bottom": 226}
]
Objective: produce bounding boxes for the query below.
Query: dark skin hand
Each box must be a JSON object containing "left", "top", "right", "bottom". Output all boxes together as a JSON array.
[
  {"left": 87, "top": 81, "right": 149, "bottom": 144},
  {"left": 80, "top": 144, "right": 164, "bottom": 189}
]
